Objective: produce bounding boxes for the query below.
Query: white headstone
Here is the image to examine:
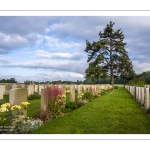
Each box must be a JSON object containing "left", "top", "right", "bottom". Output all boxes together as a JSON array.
[
  {"left": 9, "top": 88, "right": 28, "bottom": 117},
  {"left": 145, "top": 88, "right": 149, "bottom": 110},
  {"left": 70, "top": 85, "right": 75, "bottom": 102}
]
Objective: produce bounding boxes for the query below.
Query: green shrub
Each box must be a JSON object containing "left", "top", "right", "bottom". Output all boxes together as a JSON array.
[
  {"left": 76, "top": 100, "right": 88, "bottom": 108},
  {"left": 114, "top": 86, "right": 119, "bottom": 89},
  {"left": 41, "top": 86, "right": 64, "bottom": 121},
  {"left": 61, "top": 107, "right": 72, "bottom": 113},
  {"left": 28, "top": 92, "right": 41, "bottom": 100},
  {"left": 0, "top": 95, "right": 9, "bottom": 105},
  {"left": 84, "top": 91, "right": 93, "bottom": 101},
  {"left": 147, "top": 108, "right": 150, "bottom": 113},
  {"left": 76, "top": 101, "right": 85, "bottom": 108},
  {"left": 128, "top": 77, "right": 146, "bottom": 87},
  {"left": 65, "top": 102, "right": 78, "bottom": 110}
]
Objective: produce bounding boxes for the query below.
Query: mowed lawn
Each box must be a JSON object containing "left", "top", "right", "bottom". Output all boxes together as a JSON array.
[{"left": 33, "top": 87, "right": 150, "bottom": 134}]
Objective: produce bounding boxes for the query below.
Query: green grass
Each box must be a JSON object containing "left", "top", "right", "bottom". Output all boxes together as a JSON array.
[
  {"left": 66, "top": 93, "right": 78, "bottom": 103},
  {"left": 0, "top": 95, "right": 9, "bottom": 105},
  {"left": 0, "top": 95, "right": 41, "bottom": 119},
  {"left": 27, "top": 99, "right": 41, "bottom": 118},
  {"left": 33, "top": 87, "right": 150, "bottom": 134}
]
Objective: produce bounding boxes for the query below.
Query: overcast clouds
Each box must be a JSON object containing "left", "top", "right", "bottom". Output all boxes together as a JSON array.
[{"left": 0, "top": 16, "right": 150, "bottom": 83}]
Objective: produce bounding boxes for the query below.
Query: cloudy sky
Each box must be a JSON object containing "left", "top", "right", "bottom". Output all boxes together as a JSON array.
[{"left": 0, "top": 16, "right": 150, "bottom": 83}]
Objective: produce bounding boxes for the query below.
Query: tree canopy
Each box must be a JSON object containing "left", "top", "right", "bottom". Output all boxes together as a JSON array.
[{"left": 84, "top": 21, "right": 135, "bottom": 86}]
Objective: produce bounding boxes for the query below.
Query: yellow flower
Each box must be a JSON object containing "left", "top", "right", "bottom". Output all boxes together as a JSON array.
[
  {"left": 78, "top": 95, "right": 82, "bottom": 99},
  {"left": 11, "top": 105, "right": 22, "bottom": 111},
  {"left": 18, "top": 115, "right": 25, "bottom": 121},
  {"left": 0, "top": 107, "right": 8, "bottom": 113},
  {"left": 81, "top": 93, "right": 84, "bottom": 96},
  {"left": 66, "top": 90, "right": 70, "bottom": 94},
  {"left": 20, "top": 102, "right": 30, "bottom": 107},
  {"left": 2, "top": 118, "right": 6, "bottom": 121},
  {"left": 62, "top": 95, "right": 66, "bottom": 99},
  {"left": 1, "top": 103, "right": 11, "bottom": 108}
]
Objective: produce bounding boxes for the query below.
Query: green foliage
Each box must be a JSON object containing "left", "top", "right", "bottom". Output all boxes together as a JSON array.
[
  {"left": 147, "top": 108, "right": 150, "bottom": 113},
  {"left": 27, "top": 99, "right": 40, "bottom": 118},
  {"left": 0, "top": 102, "right": 43, "bottom": 134},
  {"left": 0, "top": 78, "right": 17, "bottom": 83},
  {"left": 114, "top": 86, "right": 119, "bottom": 89},
  {"left": 61, "top": 107, "right": 72, "bottom": 113},
  {"left": 0, "top": 95, "right": 9, "bottom": 105},
  {"left": 40, "top": 86, "right": 65, "bottom": 123},
  {"left": 76, "top": 101, "right": 87, "bottom": 108},
  {"left": 135, "top": 71, "right": 150, "bottom": 84},
  {"left": 28, "top": 92, "right": 41, "bottom": 100},
  {"left": 128, "top": 76, "right": 146, "bottom": 87},
  {"left": 65, "top": 102, "right": 78, "bottom": 110},
  {"left": 84, "top": 21, "right": 135, "bottom": 86},
  {"left": 84, "top": 91, "right": 93, "bottom": 102},
  {"left": 11, "top": 118, "right": 43, "bottom": 134}
]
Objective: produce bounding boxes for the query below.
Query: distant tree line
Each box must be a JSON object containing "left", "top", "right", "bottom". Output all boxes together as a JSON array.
[
  {"left": 83, "top": 77, "right": 128, "bottom": 84},
  {"left": 0, "top": 78, "right": 17, "bottom": 83},
  {"left": 1, "top": 71, "right": 150, "bottom": 85},
  {"left": 24, "top": 80, "right": 83, "bottom": 85}
]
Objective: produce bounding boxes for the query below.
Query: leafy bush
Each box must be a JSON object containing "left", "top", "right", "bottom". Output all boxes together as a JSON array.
[
  {"left": 28, "top": 92, "right": 41, "bottom": 100},
  {"left": 40, "top": 86, "right": 65, "bottom": 122},
  {"left": 0, "top": 102, "right": 43, "bottom": 134},
  {"left": 77, "top": 93, "right": 85, "bottom": 101},
  {"left": 84, "top": 91, "right": 94, "bottom": 101},
  {"left": 12, "top": 118, "right": 43, "bottom": 134},
  {"left": 128, "top": 77, "right": 146, "bottom": 87},
  {"left": 61, "top": 107, "right": 72, "bottom": 113},
  {"left": 76, "top": 101, "right": 88, "bottom": 108},
  {"left": 93, "top": 93, "right": 99, "bottom": 98},
  {"left": 65, "top": 102, "right": 78, "bottom": 110},
  {"left": 88, "top": 86, "right": 93, "bottom": 93},
  {"left": 147, "top": 108, "right": 150, "bottom": 113},
  {"left": 114, "top": 86, "right": 119, "bottom": 89}
]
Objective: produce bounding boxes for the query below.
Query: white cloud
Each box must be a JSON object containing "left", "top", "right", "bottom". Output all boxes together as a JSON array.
[
  {"left": 0, "top": 58, "right": 88, "bottom": 74},
  {"left": 133, "top": 61, "right": 150, "bottom": 74},
  {"left": 0, "top": 32, "right": 42, "bottom": 53},
  {"left": 34, "top": 49, "right": 85, "bottom": 60},
  {"left": 37, "top": 71, "right": 84, "bottom": 82},
  {"left": 0, "top": 33, "right": 28, "bottom": 50},
  {"left": 0, "top": 70, "right": 85, "bottom": 83},
  {"left": 44, "top": 36, "right": 83, "bottom": 50},
  {"left": 0, "top": 57, "right": 12, "bottom": 64}
]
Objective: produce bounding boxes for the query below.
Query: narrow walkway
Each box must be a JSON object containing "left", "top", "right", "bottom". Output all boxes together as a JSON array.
[{"left": 33, "top": 87, "right": 150, "bottom": 134}]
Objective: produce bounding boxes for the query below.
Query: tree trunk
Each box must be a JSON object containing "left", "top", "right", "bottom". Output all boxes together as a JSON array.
[
  {"left": 110, "top": 74, "right": 114, "bottom": 87},
  {"left": 110, "top": 44, "right": 114, "bottom": 87}
]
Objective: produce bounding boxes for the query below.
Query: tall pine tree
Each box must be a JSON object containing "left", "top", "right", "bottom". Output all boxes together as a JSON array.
[{"left": 84, "top": 21, "right": 135, "bottom": 86}]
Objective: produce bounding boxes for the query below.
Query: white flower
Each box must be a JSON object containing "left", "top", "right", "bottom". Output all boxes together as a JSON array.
[{"left": 0, "top": 107, "right": 8, "bottom": 113}]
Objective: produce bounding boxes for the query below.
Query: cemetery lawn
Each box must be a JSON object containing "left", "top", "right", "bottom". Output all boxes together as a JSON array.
[
  {"left": 27, "top": 99, "right": 41, "bottom": 118},
  {"left": 33, "top": 87, "right": 150, "bottom": 134},
  {"left": 0, "top": 95, "right": 9, "bottom": 105}
]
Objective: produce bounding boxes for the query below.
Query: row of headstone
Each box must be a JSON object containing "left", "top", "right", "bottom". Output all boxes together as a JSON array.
[
  {"left": 0, "top": 83, "right": 113, "bottom": 119},
  {"left": 40, "top": 84, "right": 113, "bottom": 117},
  {"left": 125, "top": 85, "right": 150, "bottom": 110},
  {"left": 0, "top": 84, "right": 48, "bottom": 100},
  {"left": 0, "top": 83, "right": 113, "bottom": 100}
]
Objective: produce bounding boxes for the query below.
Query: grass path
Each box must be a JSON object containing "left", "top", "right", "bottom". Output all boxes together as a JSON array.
[{"left": 33, "top": 87, "right": 150, "bottom": 134}]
